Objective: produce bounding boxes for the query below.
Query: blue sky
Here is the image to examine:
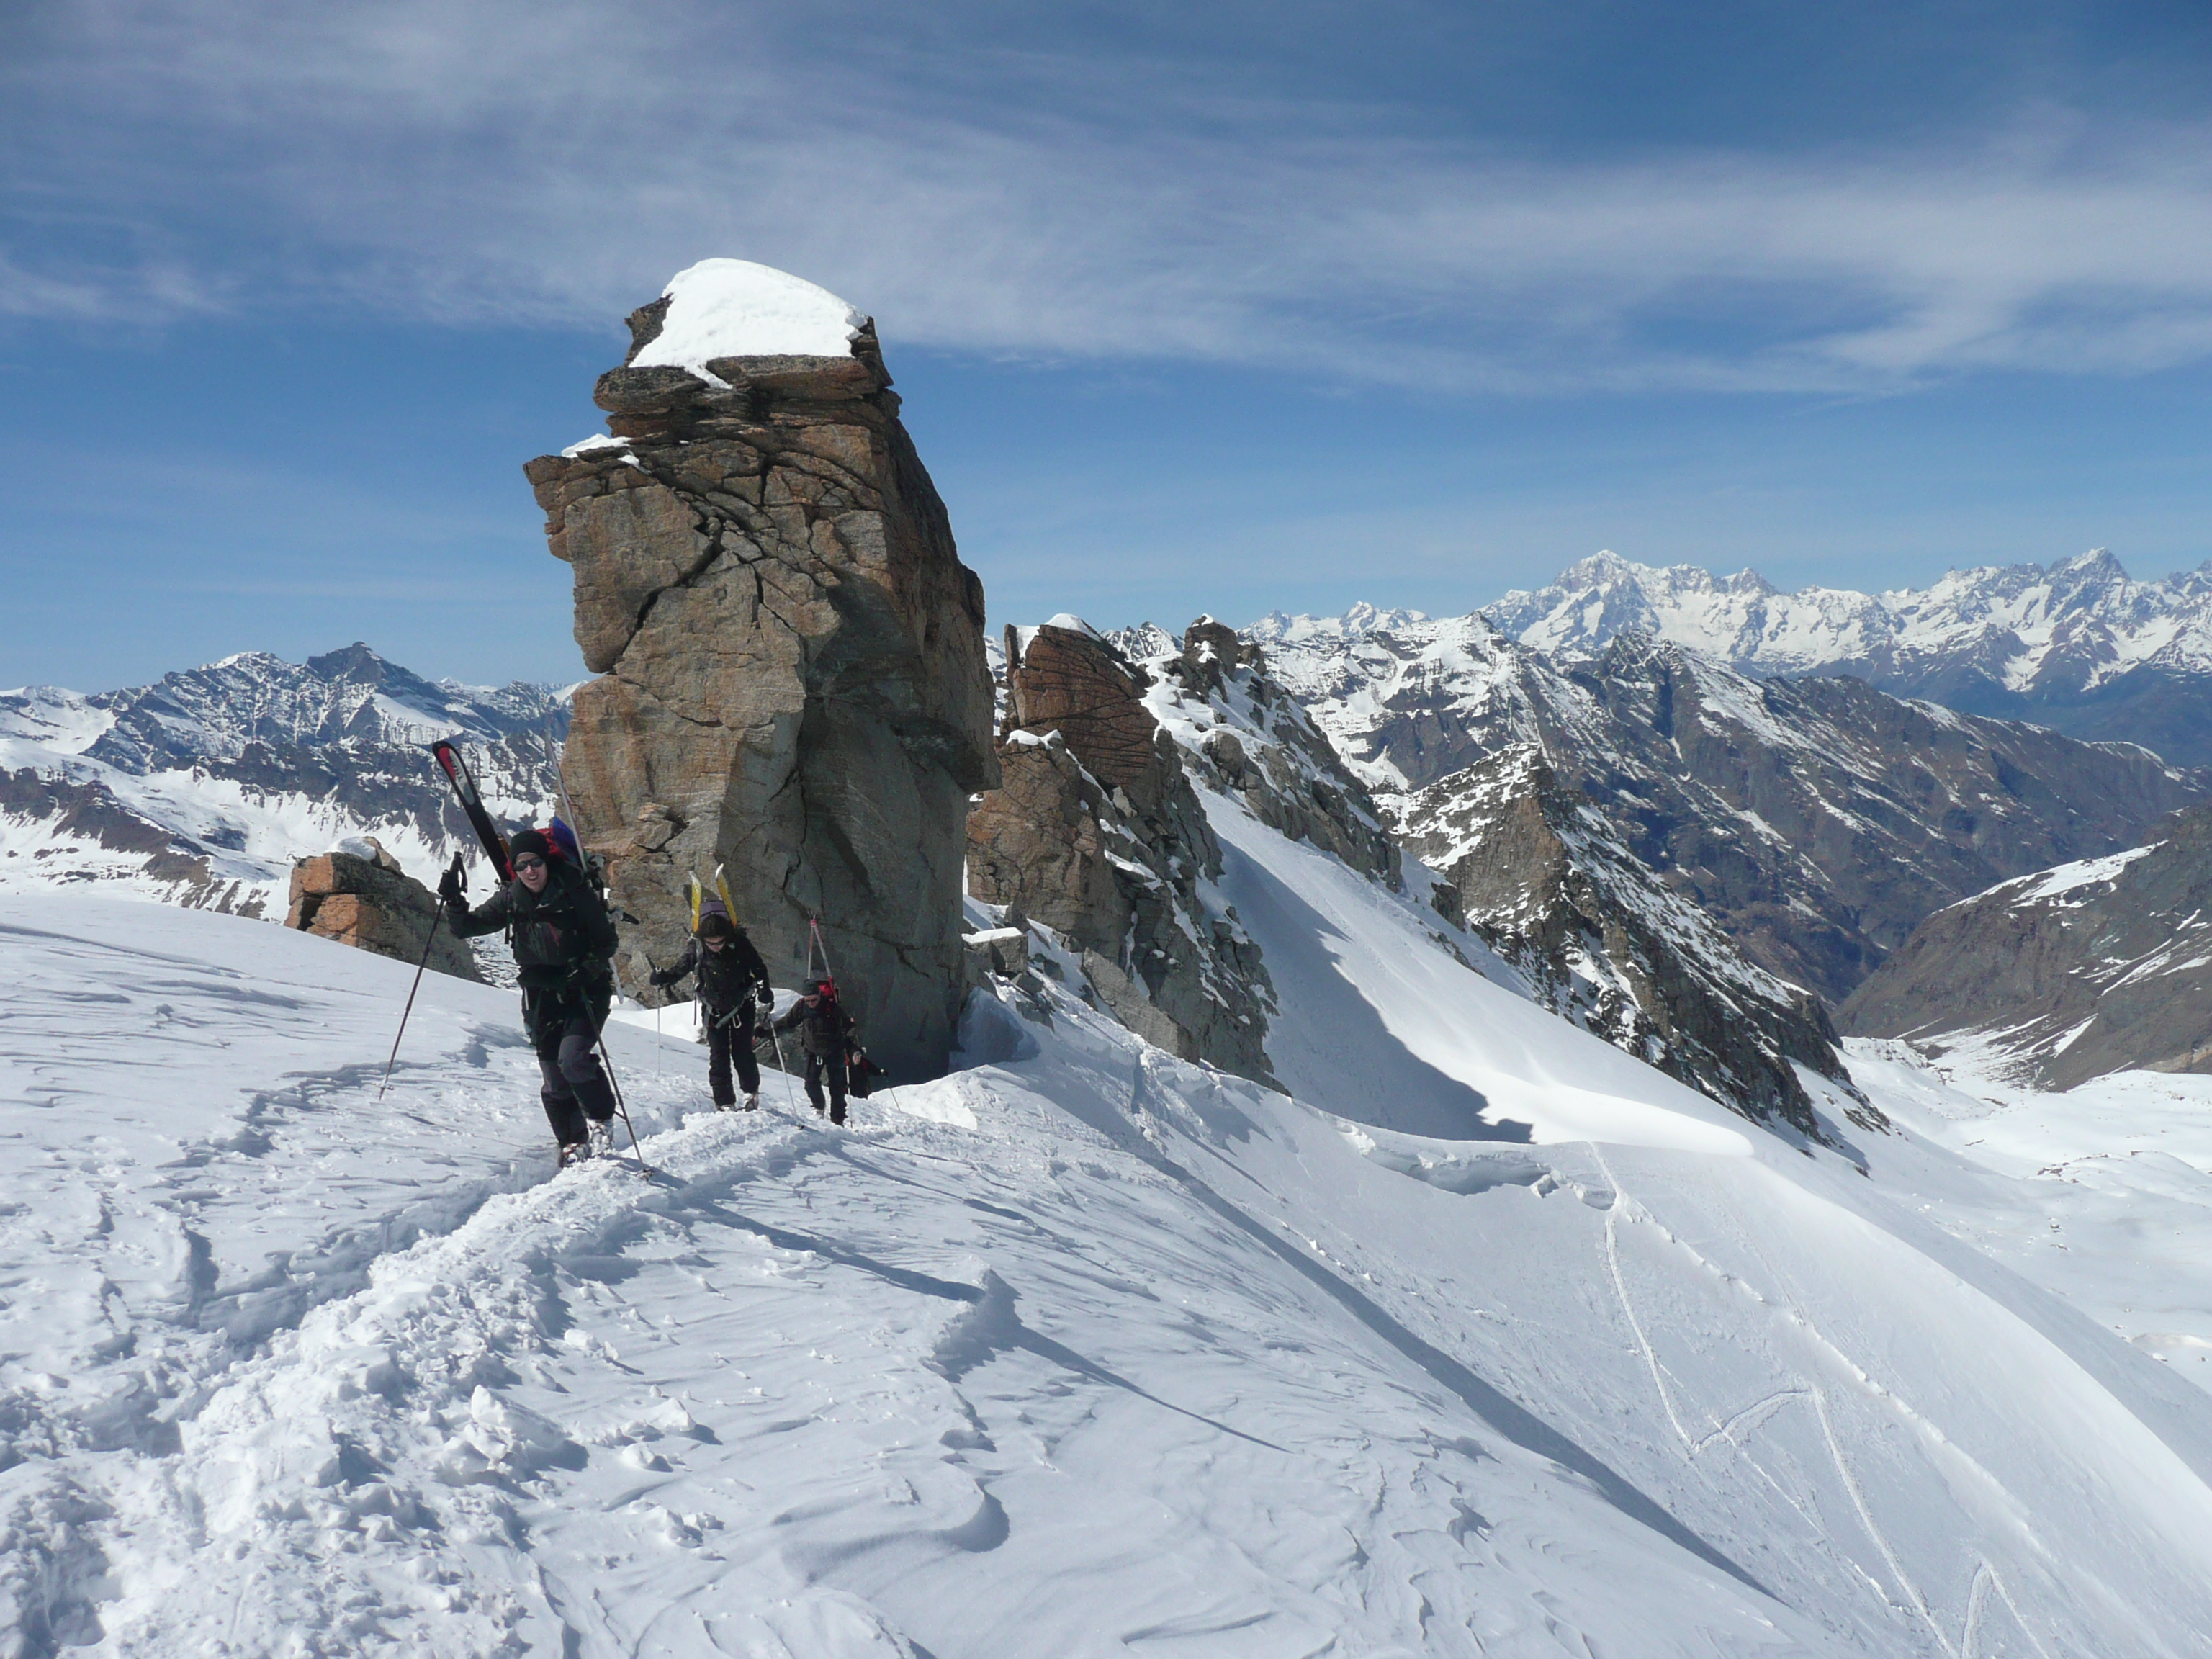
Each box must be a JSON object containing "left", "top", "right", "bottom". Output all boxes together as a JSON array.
[{"left": 5, "top": 0, "right": 2211, "bottom": 689}]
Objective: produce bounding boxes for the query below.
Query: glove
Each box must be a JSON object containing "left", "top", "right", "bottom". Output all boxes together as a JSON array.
[
  {"left": 436, "top": 860, "right": 465, "bottom": 907},
  {"left": 756, "top": 984, "right": 774, "bottom": 1007}
]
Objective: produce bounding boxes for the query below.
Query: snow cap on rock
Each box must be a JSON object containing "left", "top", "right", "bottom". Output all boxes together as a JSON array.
[{"left": 629, "top": 260, "right": 866, "bottom": 375}]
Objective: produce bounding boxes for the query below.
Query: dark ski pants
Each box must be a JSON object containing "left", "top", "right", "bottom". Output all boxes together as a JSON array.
[
  {"left": 706, "top": 1010, "right": 760, "bottom": 1106},
  {"left": 531, "top": 1012, "right": 618, "bottom": 1146},
  {"left": 803, "top": 1051, "right": 848, "bottom": 1124}
]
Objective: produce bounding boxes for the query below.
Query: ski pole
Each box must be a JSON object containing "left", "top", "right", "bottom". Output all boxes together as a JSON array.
[
  {"left": 593, "top": 1030, "right": 652, "bottom": 1178},
  {"left": 378, "top": 854, "right": 461, "bottom": 1100},
  {"left": 768, "top": 1020, "right": 800, "bottom": 1112},
  {"left": 586, "top": 999, "right": 652, "bottom": 1178}
]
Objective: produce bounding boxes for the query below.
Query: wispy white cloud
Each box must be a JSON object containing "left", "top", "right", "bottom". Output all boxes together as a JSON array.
[{"left": 9, "top": 0, "right": 2212, "bottom": 392}]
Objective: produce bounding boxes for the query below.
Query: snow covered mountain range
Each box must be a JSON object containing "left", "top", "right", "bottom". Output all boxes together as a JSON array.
[
  {"left": 1475, "top": 548, "right": 2212, "bottom": 765},
  {"left": 0, "top": 644, "right": 568, "bottom": 916},
  {"left": 1250, "top": 609, "right": 2204, "bottom": 1009},
  {"left": 9, "top": 616, "right": 2212, "bottom": 1651}
]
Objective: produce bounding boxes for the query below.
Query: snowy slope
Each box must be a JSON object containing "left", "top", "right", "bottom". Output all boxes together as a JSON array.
[
  {"left": 10, "top": 844, "right": 2212, "bottom": 1653},
  {"left": 1848, "top": 1038, "right": 2212, "bottom": 1391}
]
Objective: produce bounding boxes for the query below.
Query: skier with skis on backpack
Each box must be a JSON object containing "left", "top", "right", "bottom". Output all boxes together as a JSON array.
[
  {"left": 648, "top": 903, "right": 772, "bottom": 1111},
  {"left": 774, "top": 978, "right": 857, "bottom": 1125},
  {"left": 439, "top": 827, "right": 621, "bottom": 1167}
]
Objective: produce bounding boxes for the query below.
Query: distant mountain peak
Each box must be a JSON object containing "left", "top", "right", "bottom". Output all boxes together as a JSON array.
[{"left": 305, "top": 642, "right": 395, "bottom": 684}]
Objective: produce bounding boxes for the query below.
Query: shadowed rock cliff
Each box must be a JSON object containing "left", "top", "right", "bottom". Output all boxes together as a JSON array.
[
  {"left": 967, "top": 621, "right": 1277, "bottom": 1085},
  {"left": 525, "top": 287, "right": 996, "bottom": 1078}
]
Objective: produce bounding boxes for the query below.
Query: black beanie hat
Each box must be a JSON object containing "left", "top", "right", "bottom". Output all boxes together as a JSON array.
[
  {"left": 508, "top": 828, "right": 553, "bottom": 862},
  {"left": 698, "top": 911, "right": 735, "bottom": 940}
]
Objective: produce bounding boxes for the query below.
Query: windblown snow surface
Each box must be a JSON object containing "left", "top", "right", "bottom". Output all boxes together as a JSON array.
[{"left": 7, "top": 790, "right": 2212, "bottom": 1653}]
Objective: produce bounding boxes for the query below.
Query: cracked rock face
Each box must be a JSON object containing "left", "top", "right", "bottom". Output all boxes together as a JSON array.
[
  {"left": 967, "top": 623, "right": 1279, "bottom": 1087},
  {"left": 525, "top": 307, "right": 997, "bottom": 1078}
]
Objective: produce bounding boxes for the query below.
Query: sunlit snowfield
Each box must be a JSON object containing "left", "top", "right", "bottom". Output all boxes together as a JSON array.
[{"left": 6, "top": 872, "right": 2212, "bottom": 1655}]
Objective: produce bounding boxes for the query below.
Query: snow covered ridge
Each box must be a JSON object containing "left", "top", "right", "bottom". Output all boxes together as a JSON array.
[
  {"left": 1393, "top": 742, "right": 1870, "bottom": 1139},
  {"left": 1262, "top": 548, "right": 2212, "bottom": 764},
  {"left": 0, "top": 643, "right": 565, "bottom": 919},
  {"left": 12, "top": 892, "right": 2212, "bottom": 1653}
]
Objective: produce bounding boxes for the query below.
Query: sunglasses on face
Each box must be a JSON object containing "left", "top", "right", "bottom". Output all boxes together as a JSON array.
[{"left": 513, "top": 855, "right": 547, "bottom": 872}]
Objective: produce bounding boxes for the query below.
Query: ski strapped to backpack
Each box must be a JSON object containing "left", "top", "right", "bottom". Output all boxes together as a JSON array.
[
  {"left": 685, "top": 866, "right": 739, "bottom": 935},
  {"left": 431, "top": 739, "right": 513, "bottom": 882}
]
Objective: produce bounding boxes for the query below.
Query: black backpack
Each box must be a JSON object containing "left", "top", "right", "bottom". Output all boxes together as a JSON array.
[{"left": 846, "top": 1046, "right": 887, "bottom": 1099}]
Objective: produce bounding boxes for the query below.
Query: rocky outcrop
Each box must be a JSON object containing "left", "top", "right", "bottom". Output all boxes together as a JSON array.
[
  {"left": 1840, "top": 806, "right": 2212, "bottom": 1089},
  {"left": 286, "top": 840, "right": 482, "bottom": 981},
  {"left": 1397, "top": 747, "right": 1873, "bottom": 1137},
  {"left": 966, "top": 621, "right": 1277, "bottom": 1084},
  {"left": 526, "top": 292, "right": 997, "bottom": 1078}
]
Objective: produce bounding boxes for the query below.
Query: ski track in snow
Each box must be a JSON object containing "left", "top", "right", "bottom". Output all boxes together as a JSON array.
[{"left": 6, "top": 889, "right": 2212, "bottom": 1655}]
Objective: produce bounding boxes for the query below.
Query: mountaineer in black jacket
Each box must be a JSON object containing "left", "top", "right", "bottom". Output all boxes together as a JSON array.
[
  {"left": 774, "top": 978, "right": 857, "bottom": 1125},
  {"left": 649, "top": 908, "right": 772, "bottom": 1111},
  {"left": 441, "top": 829, "right": 621, "bottom": 1165}
]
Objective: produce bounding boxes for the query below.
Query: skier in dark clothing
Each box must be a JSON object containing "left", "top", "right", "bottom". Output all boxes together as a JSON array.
[
  {"left": 441, "top": 828, "right": 621, "bottom": 1166},
  {"left": 649, "top": 909, "right": 772, "bottom": 1110},
  {"left": 775, "top": 978, "right": 856, "bottom": 1125}
]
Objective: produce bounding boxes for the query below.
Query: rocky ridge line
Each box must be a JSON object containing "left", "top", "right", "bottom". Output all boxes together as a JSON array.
[{"left": 966, "top": 619, "right": 1278, "bottom": 1086}]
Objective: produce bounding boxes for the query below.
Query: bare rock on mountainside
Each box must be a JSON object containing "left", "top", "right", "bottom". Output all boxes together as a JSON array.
[
  {"left": 1397, "top": 746, "right": 1875, "bottom": 1138},
  {"left": 1840, "top": 806, "right": 2212, "bottom": 1089},
  {"left": 967, "top": 621, "right": 1278, "bottom": 1086},
  {"left": 1158, "top": 618, "right": 1404, "bottom": 887},
  {"left": 526, "top": 279, "right": 997, "bottom": 1077},
  {"left": 287, "top": 840, "right": 483, "bottom": 981},
  {"left": 1256, "top": 615, "right": 2208, "bottom": 1007}
]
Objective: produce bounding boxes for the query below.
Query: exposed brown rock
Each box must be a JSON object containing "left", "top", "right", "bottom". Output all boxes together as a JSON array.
[
  {"left": 968, "top": 624, "right": 1277, "bottom": 1084},
  {"left": 1002, "top": 624, "right": 1164, "bottom": 804},
  {"left": 527, "top": 309, "right": 997, "bottom": 1078},
  {"left": 286, "top": 842, "right": 481, "bottom": 980}
]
